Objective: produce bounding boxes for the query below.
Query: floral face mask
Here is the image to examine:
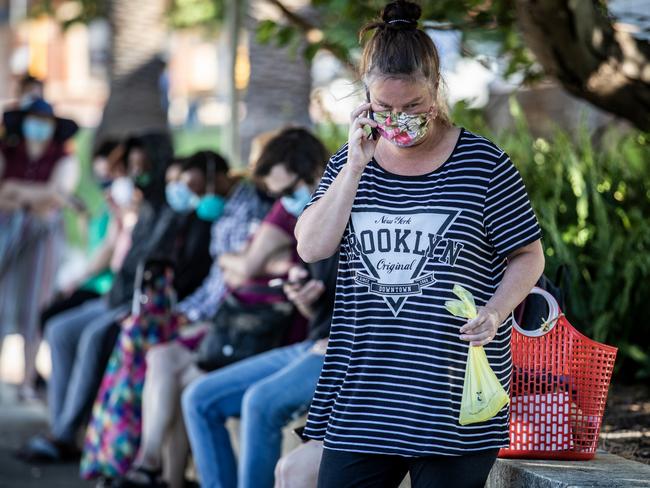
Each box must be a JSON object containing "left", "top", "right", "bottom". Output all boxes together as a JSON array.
[{"left": 373, "top": 108, "right": 432, "bottom": 147}]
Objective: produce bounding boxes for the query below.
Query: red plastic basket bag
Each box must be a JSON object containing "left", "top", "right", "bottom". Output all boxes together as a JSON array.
[{"left": 498, "top": 286, "right": 617, "bottom": 460}]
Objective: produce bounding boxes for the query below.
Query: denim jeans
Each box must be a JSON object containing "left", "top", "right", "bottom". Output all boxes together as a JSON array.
[
  {"left": 182, "top": 340, "right": 324, "bottom": 488},
  {"left": 44, "top": 297, "right": 127, "bottom": 442}
]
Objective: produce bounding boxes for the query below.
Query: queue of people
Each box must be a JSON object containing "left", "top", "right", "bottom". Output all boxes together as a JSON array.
[
  {"left": 1, "top": 1, "right": 546, "bottom": 487},
  {"left": 1, "top": 100, "right": 339, "bottom": 487}
]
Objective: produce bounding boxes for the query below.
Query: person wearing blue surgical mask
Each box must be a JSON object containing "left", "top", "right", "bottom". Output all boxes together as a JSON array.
[
  {"left": 251, "top": 129, "right": 330, "bottom": 220},
  {"left": 165, "top": 179, "right": 200, "bottom": 213},
  {"left": 22, "top": 115, "right": 55, "bottom": 144},
  {"left": 280, "top": 185, "right": 312, "bottom": 217},
  {"left": 165, "top": 151, "right": 238, "bottom": 222},
  {"left": 180, "top": 128, "right": 331, "bottom": 488},
  {"left": 0, "top": 96, "right": 79, "bottom": 400}
]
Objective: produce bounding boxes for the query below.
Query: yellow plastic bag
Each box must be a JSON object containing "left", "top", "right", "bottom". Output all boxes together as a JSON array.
[{"left": 445, "top": 284, "right": 510, "bottom": 426}]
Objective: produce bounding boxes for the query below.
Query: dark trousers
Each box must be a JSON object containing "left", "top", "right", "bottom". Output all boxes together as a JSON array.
[
  {"left": 317, "top": 447, "right": 500, "bottom": 488},
  {"left": 40, "top": 289, "right": 100, "bottom": 334}
]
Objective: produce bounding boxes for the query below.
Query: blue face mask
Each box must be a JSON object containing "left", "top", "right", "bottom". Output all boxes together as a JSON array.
[
  {"left": 22, "top": 117, "right": 54, "bottom": 143},
  {"left": 281, "top": 186, "right": 312, "bottom": 217},
  {"left": 166, "top": 181, "right": 199, "bottom": 213},
  {"left": 196, "top": 194, "right": 226, "bottom": 222}
]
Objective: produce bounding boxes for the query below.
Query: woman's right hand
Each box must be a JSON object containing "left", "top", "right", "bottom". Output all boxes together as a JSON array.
[{"left": 347, "top": 102, "right": 379, "bottom": 175}]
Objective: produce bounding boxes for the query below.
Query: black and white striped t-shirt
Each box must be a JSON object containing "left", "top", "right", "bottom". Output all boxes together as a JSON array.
[{"left": 303, "top": 128, "right": 542, "bottom": 456}]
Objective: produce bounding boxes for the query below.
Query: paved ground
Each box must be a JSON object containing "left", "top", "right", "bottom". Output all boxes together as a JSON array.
[{"left": 0, "top": 383, "right": 92, "bottom": 488}]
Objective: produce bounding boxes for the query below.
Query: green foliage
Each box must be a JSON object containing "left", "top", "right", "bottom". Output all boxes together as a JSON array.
[
  {"left": 30, "top": 0, "right": 538, "bottom": 79},
  {"left": 172, "top": 126, "right": 223, "bottom": 158},
  {"left": 168, "top": 0, "right": 224, "bottom": 29},
  {"left": 255, "top": 0, "right": 538, "bottom": 80},
  {"left": 315, "top": 120, "right": 348, "bottom": 154},
  {"left": 29, "top": 0, "right": 224, "bottom": 30},
  {"left": 455, "top": 101, "right": 650, "bottom": 380},
  {"left": 29, "top": 0, "right": 108, "bottom": 28},
  {"left": 255, "top": 19, "right": 299, "bottom": 56}
]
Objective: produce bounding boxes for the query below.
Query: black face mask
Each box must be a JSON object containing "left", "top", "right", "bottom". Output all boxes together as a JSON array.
[
  {"left": 256, "top": 186, "right": 276, "bottom": 204},
  {"left": 96, "top": 178, "right": 113, "bottom": 190},
  {"left": 134, "top": 172, "right": 152, "bottom": 189}
]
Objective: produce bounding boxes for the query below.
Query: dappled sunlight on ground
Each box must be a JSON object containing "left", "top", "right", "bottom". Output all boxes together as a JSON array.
[
  {"left": 0, "top": 335, "right": 51, "bottom": 384},
  {"left": 600, "top": 384, "right": 650, "bottom": 464}
]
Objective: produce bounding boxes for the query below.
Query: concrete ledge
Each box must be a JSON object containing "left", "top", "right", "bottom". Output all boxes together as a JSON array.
[
  {"left": 229, "top": 416, "right": 650, "bottom": 488},
  {"left": 486, "top": 451, "right": 650, "bottom": 488}
]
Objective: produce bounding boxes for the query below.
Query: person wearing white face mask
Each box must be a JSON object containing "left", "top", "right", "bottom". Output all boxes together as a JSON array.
[
  {"left": 294, "top": 2, "right": 546, "bottom": 487},
  {"left": 18, "top": 132, "right": 183, "bottom": 464},
  {"left": 0, "top": 97, "right": 79, "bottom": 400},
  {"left": 80, "top": 152, "right": 241, "bottom": 483},
  {"left": 38, "top": 141, "right": 136, "bottom": 338},
  {"left": 110, "top": 175, "right": 137, "bottom": 209}
]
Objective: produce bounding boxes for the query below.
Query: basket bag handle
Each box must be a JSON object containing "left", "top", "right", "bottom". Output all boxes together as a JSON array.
[{"left": 512, "top": 286, "right": 561, "bottom": 338}]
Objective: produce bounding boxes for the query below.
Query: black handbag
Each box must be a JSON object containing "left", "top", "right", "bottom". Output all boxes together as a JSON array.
[{"left": 195, "top": 289, "right": 295, "bottom": 371}]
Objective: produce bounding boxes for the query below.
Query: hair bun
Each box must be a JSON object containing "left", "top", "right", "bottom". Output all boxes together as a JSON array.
[{"left": 381, "top": 0, "right": 421, "bottom": 28}]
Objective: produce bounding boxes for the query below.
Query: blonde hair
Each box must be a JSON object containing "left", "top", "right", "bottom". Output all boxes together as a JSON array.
[{"left": 358, "top": 0, "right": 450, "bottom": 124}]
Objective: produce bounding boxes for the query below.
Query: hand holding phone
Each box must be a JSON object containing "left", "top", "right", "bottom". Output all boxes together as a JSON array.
[
  {"left": 366, "top": 89, "right": 379, "bottom": 141},
  {"left": 269, "top": 265, "right": 310, "bottom": 289},
  {"left": 348, "top": 91, "right": 379, "bottom": 174},
  {"left": 268, "top": 277, "right": 308, "bottom": 288}
]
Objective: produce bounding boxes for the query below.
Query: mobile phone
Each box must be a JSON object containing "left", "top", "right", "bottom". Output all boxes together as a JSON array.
[
  {"left": 66, "top": 195, "right": 88, "bottom": 214},
  {"left": 268, "top": 277, "right": 308, "bottom": 288},
  {"left": 292, "top": 425, "right": 309, "bottom": 443},
  {"left": 365, "top": 89, "right": 379, "bottom": 141}
]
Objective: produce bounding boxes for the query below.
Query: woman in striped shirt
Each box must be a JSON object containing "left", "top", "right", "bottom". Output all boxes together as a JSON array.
[{"left": 295, "top": 1, "right": 545, "bottom": 487}]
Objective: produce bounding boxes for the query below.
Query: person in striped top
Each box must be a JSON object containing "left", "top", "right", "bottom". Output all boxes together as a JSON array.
[{"left": 295, "top": 1, "right": 546, "bottom": 487}]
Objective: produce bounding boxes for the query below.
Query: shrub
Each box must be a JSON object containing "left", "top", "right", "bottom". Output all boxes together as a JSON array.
[{"left": 456, "top": 101, "right": 650, "bottom": 380}]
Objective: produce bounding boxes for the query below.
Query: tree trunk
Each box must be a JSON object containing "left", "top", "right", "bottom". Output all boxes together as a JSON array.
[
  {"left": 0, "top": 23, "right": 13, "bottom": 102},
  {"left": 515, "top": 0, "right": 650, "bottom": 131},
  {"left": 239, "top": 2, "right": 313, "bottom": 165},
  {"left": 224, "top": 0, "right": 245, "bottom": 167},
  {"left": 94, "top": 0, "right": 169, "bottom": 144}
]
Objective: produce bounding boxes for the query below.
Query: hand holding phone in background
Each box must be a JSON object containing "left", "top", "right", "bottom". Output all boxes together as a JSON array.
[{"left": 278, "top": 266, "right": 325, "bottom": 320}]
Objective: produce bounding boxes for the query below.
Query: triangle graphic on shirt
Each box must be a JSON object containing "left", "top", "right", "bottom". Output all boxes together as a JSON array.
[
  {"left": 349, "top": 209, "right": 459, "bottom": 317},
  {"left": 385, "top": 296, "right": 407, "bottom": 314}
]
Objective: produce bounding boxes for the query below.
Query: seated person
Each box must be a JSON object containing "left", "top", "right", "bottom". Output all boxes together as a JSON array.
[
  {"left": 114, "top": 128, "right": 329, "bottom": 488},
  {"left": 17, "top": 138, "right": 218, "bottom": 462},
  {"left": 81, "top": 258, "right": 180, "bottom": 482},
  {"left": 79, "top": 150, "right": 242, "bottom": 480},
  {"left": 40, "top": 139, "right": 129, "bottom": 333},
  {"left": 182, "top": 252, "right": 337, "bottom": 488},
  {"left": 169, "top": 132, "right": 278, "bottom": 325}
]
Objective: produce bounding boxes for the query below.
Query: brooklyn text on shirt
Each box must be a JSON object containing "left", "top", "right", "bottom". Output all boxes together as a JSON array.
[{"left": 347, "top": 207, "right": 463, "bottom": 316}]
